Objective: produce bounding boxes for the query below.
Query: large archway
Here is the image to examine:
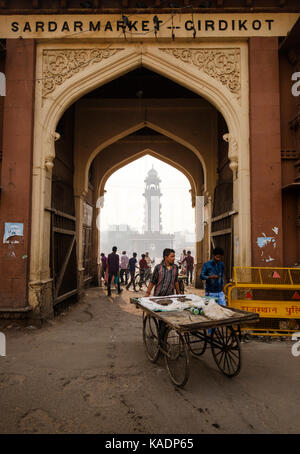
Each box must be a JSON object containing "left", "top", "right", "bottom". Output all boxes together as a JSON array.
[
  {"left": 98, "top": 154, "right": 196, "bottom": 269},
  {"left": 29, "top": 42, "right": 250, "bottom": 315}
]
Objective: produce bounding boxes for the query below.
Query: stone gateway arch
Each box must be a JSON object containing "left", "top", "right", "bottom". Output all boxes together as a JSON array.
[{"left": 0, "top": 4, "right": 298, "bottom": 321}]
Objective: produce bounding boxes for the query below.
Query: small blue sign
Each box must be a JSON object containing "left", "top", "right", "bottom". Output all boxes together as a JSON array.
[{"left": 3, "top": 223, "right": 24, "bottom": 243}]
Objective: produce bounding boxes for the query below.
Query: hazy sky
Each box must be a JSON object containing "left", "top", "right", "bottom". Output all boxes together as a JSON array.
[{"left": 100, "top": 155, "right": 195, "bottom": 233}]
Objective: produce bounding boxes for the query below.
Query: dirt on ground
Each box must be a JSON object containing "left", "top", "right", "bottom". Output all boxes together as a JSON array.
[{"left": 0, "top": 286, "right": 299, "bottom": 434}]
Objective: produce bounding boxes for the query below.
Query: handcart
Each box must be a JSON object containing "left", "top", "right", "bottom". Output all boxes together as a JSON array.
[
  {"left": 131, "top": 295, "right": 259, "bottom": 387},
  {"left": 178, "top": 275, "right": 186, "bottom": 294}
]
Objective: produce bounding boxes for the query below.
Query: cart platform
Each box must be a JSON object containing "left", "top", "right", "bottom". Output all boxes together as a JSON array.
[
  {"left": 130, "top": 295, "right": 259, "bottom": 387},
  {"left": 131, "top": 297, "right": 259, "bottom": 331}
]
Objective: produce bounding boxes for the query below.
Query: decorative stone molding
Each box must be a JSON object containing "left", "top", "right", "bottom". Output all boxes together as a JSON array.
[
  {"left": 223, "top": 133, "right": 239, "bottom": 172},
  {"left": 203, "top": 190, "right": 212, "bottom": 205},
  {"left": 45, "top": 132, "right": 60, "bottom": 170},
  {"left": 42, "top": 48, "right": 124, "bottom": 97},
  {"left": 46, "top": 131, "right": 60, "bottom": 144},
  {"left": 45, "top": 156, "right": 54, "bottom": 171},
  {"left": 189, "top": 188, "right": 195, "bottom": 208},
  {"left": 160, "top": 48, "right": 241, "bottom": 101}
]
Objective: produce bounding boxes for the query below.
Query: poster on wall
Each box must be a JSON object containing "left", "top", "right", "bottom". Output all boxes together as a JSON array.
[{"left": 3, "top": 222, "right": 24, "bottom": 244}]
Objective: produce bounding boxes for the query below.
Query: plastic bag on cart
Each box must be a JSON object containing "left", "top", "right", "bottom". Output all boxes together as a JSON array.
[
  {"left": 139, "top": 294, "right": 210, "bottom": 312},
  {"left": 202, "top": 299, "right": 235, "bottom": 320}
]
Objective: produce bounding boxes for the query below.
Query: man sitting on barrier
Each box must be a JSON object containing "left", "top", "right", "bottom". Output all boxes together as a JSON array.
[{"left": 200, "top": 246, "right": 226, "bottom": 306}]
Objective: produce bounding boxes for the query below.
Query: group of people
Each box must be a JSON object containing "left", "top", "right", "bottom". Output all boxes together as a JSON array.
[
  {"left": 100, "top": 248, "right": 154, "bottom": 297},
  {"left": 100, "top": 245, "right": 226, "bottom": 307}
]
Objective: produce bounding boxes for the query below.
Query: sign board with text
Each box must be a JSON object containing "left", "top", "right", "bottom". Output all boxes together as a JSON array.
[
  {"left": 230, "top": 300, "right": 300, "bottom": 319},
  {"left": 0, "top": 13, "right": 298, "bottom": 39}
]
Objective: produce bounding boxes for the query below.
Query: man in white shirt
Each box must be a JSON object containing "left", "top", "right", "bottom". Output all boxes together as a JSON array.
[
  {"left": 180, "top": 249, "right": 187, "bottom": 264},
  {"left": 145, "top": 252, "right": 153, "bottom": 268},
  {"left": 120, "top": 251, "right": 129, "bottom": 285}
]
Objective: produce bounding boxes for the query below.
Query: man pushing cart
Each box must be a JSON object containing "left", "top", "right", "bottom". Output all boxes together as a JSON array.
[
  {"left": 132, "top": 247, "right": 259, "bottom": 387},
  {"left": 145, "top": 248, "right": 181, "bottom": 298}
]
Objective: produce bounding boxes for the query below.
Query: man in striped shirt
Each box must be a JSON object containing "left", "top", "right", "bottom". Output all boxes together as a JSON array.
[{"left": 145, "top": 248, "right": 181, "bottom": 297}]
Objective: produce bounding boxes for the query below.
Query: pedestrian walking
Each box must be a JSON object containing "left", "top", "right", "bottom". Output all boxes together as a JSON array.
[
  {"left": 180, "top": 249, "right": 187, "bottom": 264},
  {"left": 107, "top": 246, "right": 122, "bottom": 297},
  {"left": 146, "top": 248, "right": 181, "bottom": 297},
  {"left": 182, "top": 251, "right": 194, "bottom": 286},
  {"left": 200, "top": 246, "right": 226, "bottom": 306},
  {"left": 120, "top": 251, "right": 129, "bottom": 285},
  {"left": 100, "top": 252, "right": 107, "bottom": 284},
  {"left": 139, "top": 254, "right": 149, "bottom": 284},
  {"left": 126, "top": 253, "right": 138, "bottom": 291},
  {"left": 145, "top": 252, "right": 153, "bottom": 269}
]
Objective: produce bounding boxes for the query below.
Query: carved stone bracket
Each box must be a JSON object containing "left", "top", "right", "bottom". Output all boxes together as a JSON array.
[
  {"left": 160, "top": 48, "right": 241, "bottom": 101},
  {"left": 203, "top": 190, "right": 212, "bottom": 205},
  {"left": 223, "top": 133, "right": 238, "bottom": 173},
  {"left": 42, "top": 48, "right": 124, "bottom": 97},
  {"left": 45, "top": 156, "right": 54, "bottom": 171},
  {"left": 189, "top": 188, "right": 196, "bottom": 208},
  {"left": 45, "top": 132, "right": 60, "bottom": 171}
]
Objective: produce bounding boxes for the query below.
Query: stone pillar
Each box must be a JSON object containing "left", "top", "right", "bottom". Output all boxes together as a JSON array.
[
  {"left": 0, "top": 39, "right": 36, "bottom": 309},
  {"left": 249, "top": 37, "right": 283, "bottom": 266}
]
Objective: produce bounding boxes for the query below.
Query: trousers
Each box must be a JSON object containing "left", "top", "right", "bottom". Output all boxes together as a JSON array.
[
  {"left": 120, "top": 268, "right": 129, "bottom": 284},
  {"left": 205, "top": 291, "right": 226, "bottom": 306},
  {"left": 186, "top": 269, "right": 193, "bottom": 285},
  {"left": 107, "top": 272, "right": 121, "bottom": 295},
  {"left": 205, "top": 291, "right": 226, "bottom": 334},
  {"left": 126, "top": 270, "right": 136, "bottom": 290}
]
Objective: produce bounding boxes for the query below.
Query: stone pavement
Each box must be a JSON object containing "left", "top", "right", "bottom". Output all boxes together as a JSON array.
[{"left": 0, "top": 286, "right": 299, "bottom": 434}]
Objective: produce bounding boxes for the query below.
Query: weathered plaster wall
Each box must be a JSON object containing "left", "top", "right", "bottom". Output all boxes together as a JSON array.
[{"left": 0, "top": 39, "right": 35, "bottom": 309}]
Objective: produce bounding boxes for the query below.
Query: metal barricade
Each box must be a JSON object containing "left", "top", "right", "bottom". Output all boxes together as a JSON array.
[{"left": 226, "top": 266, "right": 300, "bottom": 336}]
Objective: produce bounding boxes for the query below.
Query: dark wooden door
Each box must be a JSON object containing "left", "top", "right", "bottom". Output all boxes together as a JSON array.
[
  {"left": 210, "top": 182, "right": 234, "bottom": 283},
  {"left": 50, "top": 107, "right": 78, "bottom": 306}
]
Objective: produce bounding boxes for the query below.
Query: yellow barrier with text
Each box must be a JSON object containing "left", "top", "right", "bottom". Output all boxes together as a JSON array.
[{"left": 227, "top": 267, "right": 300, "bottom": 336}]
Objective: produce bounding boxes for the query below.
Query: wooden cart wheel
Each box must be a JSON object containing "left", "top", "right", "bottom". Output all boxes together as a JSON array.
[
  {"left": 211, "top": 326, "right": 241, "bottom": 377},
  {"left": 186, "top": 330, "right": 207, "bottom": 357},
  {"left": 164, "top": 327, "right": 190, "bottom": 387},
  {"left": 143, "top": 315, "right": 160, "bottom": 363}
]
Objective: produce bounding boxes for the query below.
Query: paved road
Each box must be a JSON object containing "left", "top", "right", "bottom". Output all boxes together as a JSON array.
[{"left": 0, "top": 287, "right": 299, "bottom": 434}]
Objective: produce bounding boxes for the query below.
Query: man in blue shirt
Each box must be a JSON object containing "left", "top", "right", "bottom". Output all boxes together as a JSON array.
[
  {"left": 126, "top": 253, "right": 138, "bottom": 292},
  {"left": 200, "top": 247, "right": 226, "bottom": 306}
]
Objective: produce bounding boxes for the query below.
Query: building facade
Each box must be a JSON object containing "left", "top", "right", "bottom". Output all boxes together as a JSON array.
[{"left": 0, "top": 1, "right": 299, "bottom": 320}]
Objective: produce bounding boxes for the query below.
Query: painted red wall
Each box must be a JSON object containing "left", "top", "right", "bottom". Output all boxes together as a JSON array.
[
  {"left": 249, "top": 37, "right": 283, "bottom": 266},
  {"left": 0, "top": 39, "right": 35, "bottom": 308}
]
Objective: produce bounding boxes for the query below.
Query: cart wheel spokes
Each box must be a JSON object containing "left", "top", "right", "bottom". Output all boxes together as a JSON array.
[
  {"left": 211, "top": 326, "right": 241, "bottom": 377},
  {"left": 143, "top": 315, "right": 160, "bottom": 363},
  {"left": 164, "top": 327, "right": 190, "bottom": 387},
  {"left": 186, "top": 330, "right": 207, "bottom": 357}
]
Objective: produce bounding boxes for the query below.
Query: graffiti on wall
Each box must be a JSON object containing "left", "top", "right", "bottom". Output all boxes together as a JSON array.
[{"left": 257, "top": 227, "right": 279, "bottom": 263}]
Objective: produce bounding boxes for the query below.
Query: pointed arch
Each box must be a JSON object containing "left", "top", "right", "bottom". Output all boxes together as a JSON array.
[
  {"left": 30, "top": 42, "right": 250, "bottom": 288},
  {"left": 98, "top": 148, "right": 197, "bottom": 205},
  {"left": 81, "top": 121, "right": 205, "bottom": 198}
]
